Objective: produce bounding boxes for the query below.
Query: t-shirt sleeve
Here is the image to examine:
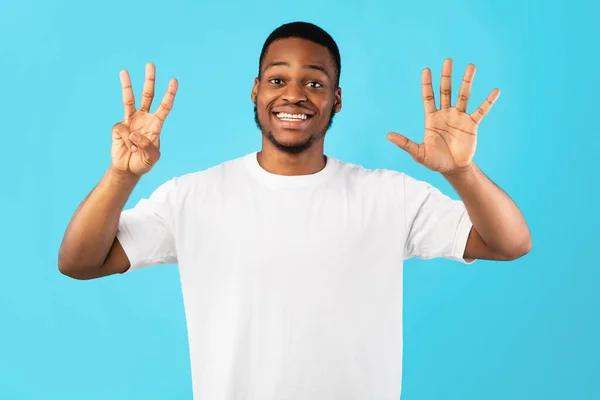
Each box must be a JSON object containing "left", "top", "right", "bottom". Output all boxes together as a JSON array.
[
  {"left": 402, "top": 173, "right": 474, "bottom": 263},
  {"left": 116, "top": 178, "right": 179, "bottom": 272}
]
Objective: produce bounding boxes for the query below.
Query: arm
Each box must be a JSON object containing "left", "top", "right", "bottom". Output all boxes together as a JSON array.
[
  {"left": 388, "top": 58, "right": 531, "bottom": 261},
  {"left": 58, "top": 168, "right": 139, "bottom": 280},
  {"left": 442, "top": 164, "right": 531, "bottom": 261},
  {"left": 58, "top": 63, "right": 178, "bottom": 279}
]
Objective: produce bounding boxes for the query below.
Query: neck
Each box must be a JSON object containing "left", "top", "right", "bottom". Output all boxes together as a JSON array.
[{"left": 257, "top": 140, "right": 326, "bottom": 176}]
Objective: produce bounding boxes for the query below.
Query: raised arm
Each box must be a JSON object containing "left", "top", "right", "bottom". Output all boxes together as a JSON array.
[
  {"left": 58, "top": 63, "right": 178, "bottom": 279},
  {"left": 388, "top": 59, "right": 531, "bottom": 261}
]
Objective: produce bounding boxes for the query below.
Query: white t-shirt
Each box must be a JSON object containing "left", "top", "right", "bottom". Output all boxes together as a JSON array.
[{"left": 117, "top": 151, "right": 473, "bottom": 400}]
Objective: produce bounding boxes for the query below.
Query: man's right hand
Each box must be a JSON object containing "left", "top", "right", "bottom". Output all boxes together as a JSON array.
[{"left": 111, "top": 63, "right": 178, "bottom": 177}]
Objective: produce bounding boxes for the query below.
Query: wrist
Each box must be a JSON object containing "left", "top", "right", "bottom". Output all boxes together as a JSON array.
[
  {"left": 441, "top": 163, "right": 478, "bottom": 183},
  {"left": 106, "top": 166, "right": 141, "bottom": 187}
]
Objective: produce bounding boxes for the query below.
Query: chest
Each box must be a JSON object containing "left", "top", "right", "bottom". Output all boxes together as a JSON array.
[
  {"left": 176, "top": 184, "right": 405, "bottom": 277},
  {"left": 173, "top": 184, "right": 406, "bottom": 336}
]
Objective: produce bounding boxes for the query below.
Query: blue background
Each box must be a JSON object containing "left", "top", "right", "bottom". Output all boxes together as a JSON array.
[{"left": 1, "top": 0, "right": 597, "bottom": 399}]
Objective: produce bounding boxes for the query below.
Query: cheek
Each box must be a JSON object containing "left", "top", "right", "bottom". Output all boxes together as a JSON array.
[
  {"left": 312, "top": 94, "right": 335, "bottom": 111},
  {"left": 256, "top": 86, "right": 277, "bottom": 102},
  {"left": 256, "top": 93, "right": 276, "bottom": 114},
  {"left": 315, "top": 100, "right": 336, "bottom": 120}
]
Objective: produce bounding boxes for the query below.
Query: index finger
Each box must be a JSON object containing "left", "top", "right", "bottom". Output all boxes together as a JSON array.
[
  {"left": 119, "top": 70, "right": 136, "bottom": 120},
  {"left": 421, "top": 68, "right": 436, "bottom": 114},
  {"left": 154, "top": 78, "right": 178, "bottom": 122}
]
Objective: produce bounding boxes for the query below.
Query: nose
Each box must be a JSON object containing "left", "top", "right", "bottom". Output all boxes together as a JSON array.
[{"left": 282, "top": 81, "right": 307, "bottom": 103}]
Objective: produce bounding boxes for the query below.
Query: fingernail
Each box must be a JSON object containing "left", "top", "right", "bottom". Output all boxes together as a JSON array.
[{"left": 131, "top": 132, "right": 141, "bottom": 141}]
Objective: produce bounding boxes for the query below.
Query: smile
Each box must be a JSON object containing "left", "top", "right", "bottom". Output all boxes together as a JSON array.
[{"left": 275, "top": 112, "right": 311, "bottom": 121}]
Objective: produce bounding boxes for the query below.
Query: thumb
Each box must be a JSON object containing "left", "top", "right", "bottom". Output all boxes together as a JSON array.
[
  {"left": 387, "top": 132, "right": 423, "bottom": 163},
  {"left": 129, "top": 132, "right": 161, "bottom": 164},
  {"left": 113, "top": 122, "right": 135, "bottom": 151}
]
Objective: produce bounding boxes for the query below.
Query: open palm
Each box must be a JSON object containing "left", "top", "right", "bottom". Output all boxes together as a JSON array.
[
  {"left": 388, "top": 59, "right": 499, "bottom": 173},
  {"left": 111, "top": 63, "right": 178, "bottom": 177}
]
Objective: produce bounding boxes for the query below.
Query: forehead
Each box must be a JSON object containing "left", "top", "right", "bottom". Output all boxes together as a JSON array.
[{"left": 262, "top": 38, "right": 336, "bottom": 74}]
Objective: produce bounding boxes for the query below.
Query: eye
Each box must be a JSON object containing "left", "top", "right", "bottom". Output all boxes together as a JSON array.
[
  {"left": 307, "top": 81, "right": 322, "bottom": 88},
  {"left": 269, "top": 78, "right": 283, "bottom": 85}
]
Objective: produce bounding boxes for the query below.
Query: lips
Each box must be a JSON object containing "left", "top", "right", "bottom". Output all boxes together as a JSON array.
[
  {"left": 271, "top": 108, "right": 314, "bottom": 129},
  {"left": 271, "top": 114, "right": 311, "bottom": 129},
  {"left": 274, "top": 112, "right": 309, "bottom": 121}
]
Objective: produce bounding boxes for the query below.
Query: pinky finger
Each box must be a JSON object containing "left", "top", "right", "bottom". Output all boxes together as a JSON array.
[
  {"left": 113, "top": 123, "right": 135, "bottom": 152},
  {"left": 471, "top": 88, "right": 500, "bottom": 124},
  {"left": 155, "top": 78, "right": 178, "bottom": 122}
]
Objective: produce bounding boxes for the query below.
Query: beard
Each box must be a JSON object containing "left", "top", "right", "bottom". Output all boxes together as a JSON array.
[{"left": 254, "top": 104, "right": 336, "bottom": 154}]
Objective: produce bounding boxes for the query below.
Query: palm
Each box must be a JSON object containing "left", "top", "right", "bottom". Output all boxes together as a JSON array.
[
  {"left": 111, "top": 63, "right": 178, "bottom": 177},
  {"left": 421, "top": 107, "right": 478, "bottom": 172},
  {"left": 388, "top": 59, "right": 499, "bottom": 173},
  {"left": 112, "top": 112, "right": 163, "bottom": 175}
]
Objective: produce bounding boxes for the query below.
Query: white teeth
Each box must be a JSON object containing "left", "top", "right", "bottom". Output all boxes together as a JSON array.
[{"left": 276, "top": 112, "right": 308, "bottom": 121}]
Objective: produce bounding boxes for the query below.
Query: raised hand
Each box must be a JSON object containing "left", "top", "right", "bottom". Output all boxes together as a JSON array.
[
  {"left": 387, "top": 59, "right": 499, "bottom": 174},
  {"left": 111, "top": 63, "right": 178, "bottom": 177}
]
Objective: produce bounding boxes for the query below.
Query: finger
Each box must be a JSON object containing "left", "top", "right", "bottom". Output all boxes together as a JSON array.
[
  {"left": 120, "top": 70, "right": 136, "bottom": 120},
  {"left": 129, "top": 132, "right": 160, "bottom": 165},
  {"left": 154, "top": 78, "right": 178, "bottom": 122},
  {"left": 139, "top": 63, "right": 156, "bottom": 112},
  {"left": 456, "top": 64, "right": 475, "bottom": 113},
  {"left": 440, "top": 58, "right": 452, "bottom": 109},
  {"left": 470, "top": 88, "right": 500, "bottom": 124},
  {"left": 113, "top": 122, "right": 135, "bottom": 151},
  {"left": 387, "top": 132, "right": 424, "bottom": 163},
  {"left": 421, "top": 68, "right": 436, "bottom": 114}
]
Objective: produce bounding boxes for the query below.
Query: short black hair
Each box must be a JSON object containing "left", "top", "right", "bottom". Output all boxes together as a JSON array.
[{"left": 258, "top": 21, "right": 341, "bottom": 86}]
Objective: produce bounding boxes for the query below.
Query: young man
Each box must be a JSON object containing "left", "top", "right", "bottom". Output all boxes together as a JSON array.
[{"left": 59, "top": 22, "right": 531, "bottom": 400}]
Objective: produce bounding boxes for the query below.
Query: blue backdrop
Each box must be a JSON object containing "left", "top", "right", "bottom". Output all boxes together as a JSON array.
[{"left": 1, "top": 0, "right": 598, "bottom": 399}]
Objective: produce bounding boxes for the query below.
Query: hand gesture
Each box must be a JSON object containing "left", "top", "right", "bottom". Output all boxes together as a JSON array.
[
  {"left": 111, "top": 63, "right": 178, "bottom": 177},
  {"left": 388, "top": 59, "right": 499, "bottom": 174}
]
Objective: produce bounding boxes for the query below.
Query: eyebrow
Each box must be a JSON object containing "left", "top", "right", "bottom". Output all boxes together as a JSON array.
[{"left": 264, "top": 61, "right": 331, "bottom": 79}]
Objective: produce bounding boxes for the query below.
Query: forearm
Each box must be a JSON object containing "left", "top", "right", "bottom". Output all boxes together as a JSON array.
[
  {"left": 442, "top": 163, "right": 531, "bottom": 257},
  {"left": 58, "top": 167, "right": 140, "bottom": 271}
]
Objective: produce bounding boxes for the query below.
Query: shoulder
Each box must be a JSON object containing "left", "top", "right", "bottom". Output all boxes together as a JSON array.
[
  {"left": 332, "top": 157, "right": 441, "bottom": 201},
  {"left": 144, "top": 153, "right": 251, "bottom": 205},
  {"left": 168, "top": 152, "right": 251, "bottom": 188},
  {"left": 332, "top": 157, "right": 407, "bottom": 189}
]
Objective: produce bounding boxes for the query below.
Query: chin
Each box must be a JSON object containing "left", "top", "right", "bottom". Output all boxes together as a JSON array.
[
  {"left": 274, "top": 128, "right": 311, "bottom": 141},
  {"left": 265, "top": 130, "right": 315, "bottom": 154}
]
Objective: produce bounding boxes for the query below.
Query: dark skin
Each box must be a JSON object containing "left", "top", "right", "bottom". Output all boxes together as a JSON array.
[
  {"left": 252, "top": 38, "right": 530, "bottom": 261},
  {"left": 58, "top": 38, "right": 530, "bottom": 280},
  {"left": 58, "top": 64, "right": 177, "bottom": 279},
  {"left": 251, "top": 38, "right": 341, "bottom": 176}
]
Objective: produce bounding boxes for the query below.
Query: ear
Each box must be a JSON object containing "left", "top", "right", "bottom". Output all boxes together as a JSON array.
[
  {"left": 251, "top": 77, "right": 259, "bottom": 103},
  {"left": 333, "top": 86, "right": 342, "bottom": 113}
]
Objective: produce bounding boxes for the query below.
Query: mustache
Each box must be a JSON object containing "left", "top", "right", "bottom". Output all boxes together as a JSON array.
[{"left": 271, "top": 102, "right": 316, "bottom": 114}]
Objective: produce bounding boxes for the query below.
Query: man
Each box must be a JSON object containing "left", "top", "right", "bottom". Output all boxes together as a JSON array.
[{"left": 58, "top": 21, "right": 531, "bottom": 400}]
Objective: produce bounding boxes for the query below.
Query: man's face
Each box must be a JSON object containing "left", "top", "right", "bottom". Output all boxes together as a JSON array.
[{"left": 252, "top": 38, "right": 342, "bottom": 154}]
